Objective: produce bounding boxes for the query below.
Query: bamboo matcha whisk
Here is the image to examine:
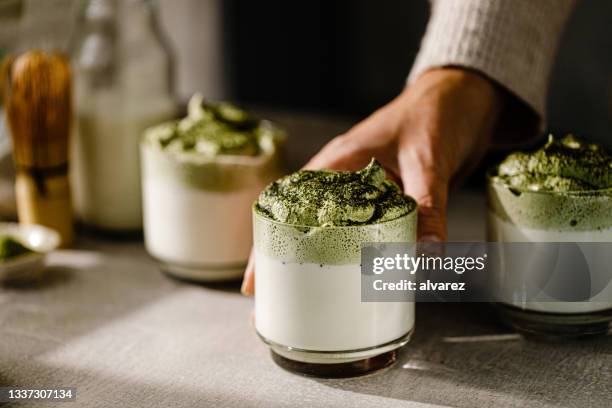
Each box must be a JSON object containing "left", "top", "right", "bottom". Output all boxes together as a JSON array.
[{"left": 1, "top": 50, "right": 73, "bottom": 246}]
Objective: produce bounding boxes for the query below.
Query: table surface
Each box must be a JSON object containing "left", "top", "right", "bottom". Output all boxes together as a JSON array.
[{"left": 1, "top": 190, "right": 611, "bottom": 408}]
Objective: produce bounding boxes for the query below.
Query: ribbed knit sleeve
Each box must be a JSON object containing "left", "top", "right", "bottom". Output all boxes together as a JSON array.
[{"left": 408, "top": 0, "right": 575, "bottom": 119}]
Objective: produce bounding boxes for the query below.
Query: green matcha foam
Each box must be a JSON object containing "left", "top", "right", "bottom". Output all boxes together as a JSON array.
[
  {"left": 253, "top": 160, "right": 417, "bottom": 264},
  {"left": 488, "top": 135, "right": 612, "bottom": 231},
  {"left": 148, "top": 93, "right": 279, "bottom": 157},
  {"left": 0, "top": 235, "right": 35, "bottom": 262},
  {"left": 256, "top": 159, "right": 416, "bottom": 227},
  {"left": 493, "top": 134, "right": 611, "bottom": 192},
  {"left": 141, "top": 94, "right": 284, "bottom": 191}
]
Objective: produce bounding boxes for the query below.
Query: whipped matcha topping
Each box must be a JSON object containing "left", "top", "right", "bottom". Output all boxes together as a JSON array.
[
  {"left": 146, "top": 94, "right": 278, "bottom": 157},
  {"left": 494, "top": 135, "right": 611, "bottom": 192},
  {"left": 141, "top": 94, "right": 283, "bottom": 192},
  {"left": 256, "top": 159, "right": 416, "bottom": 227},
  {"left": 488, "top": 135, "right": 612, "bottom": 231}
]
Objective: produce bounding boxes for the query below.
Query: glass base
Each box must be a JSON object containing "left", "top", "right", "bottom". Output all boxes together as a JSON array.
[
  {"left": 159, "top": 259, "right": 245, "bottom": 283},
  {"left": 271, "top": 349, "right": 397, "bottom": 378},
  {"left": 259, "top": 330, "right": 412, "bottom": 378},
  {"left": 496, "top": 303, "right": 612, "bottom": 340}
]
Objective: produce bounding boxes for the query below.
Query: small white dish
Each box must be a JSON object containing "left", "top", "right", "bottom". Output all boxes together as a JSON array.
[{"left": 0, "top": 222, "right": 60, "bottom": 283}]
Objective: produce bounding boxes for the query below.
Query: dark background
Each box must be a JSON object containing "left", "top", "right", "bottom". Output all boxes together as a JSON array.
[
  {"left": 223, "top": 0, "right": 612, "bottom": 148},
  {"left": 224, "top": 0, "right": 428, "bottom": 117}
]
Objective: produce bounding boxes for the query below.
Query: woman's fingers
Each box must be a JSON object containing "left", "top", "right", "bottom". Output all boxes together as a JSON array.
[
  {"left": 304, "top": 134, "right": 368, "bottom": 171},
  {"left": 240, "top": 250, "right": 256, "bottom": 296},
  {"left": 398, "top": 145, "right": 449, "bottom": 243},
  {"left": 305, "top": 103, "right": 399, "bottom": 172}
]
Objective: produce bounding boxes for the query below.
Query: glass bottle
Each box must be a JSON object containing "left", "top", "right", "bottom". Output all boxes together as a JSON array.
[{"left": 71, "top": 0, "right": 176, "bottom": 232}]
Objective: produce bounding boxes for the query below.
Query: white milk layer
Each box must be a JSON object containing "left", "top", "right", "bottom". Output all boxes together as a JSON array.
[
  {"left": 255, "top": 251, "right": 415, "bottom": 352},
  {"left": 143, "top": 179, "right": 259, "bottom": 267},
  {"left": 488, "top": 212, "right": 612, "bottom": 314}
]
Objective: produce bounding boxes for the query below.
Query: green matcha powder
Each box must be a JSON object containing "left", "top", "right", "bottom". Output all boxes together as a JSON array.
[
  {"left": 256, "top": 159, "right": 416, "bottom": 227},
  {"left": 494, "top": 134, "right": 611, "bottom": 193},
  {"left": 0, "top": 236, "right": 35, "bottom": 262},
  {"left": 149, "top": 94, "right": 276, "bottom": 157}
]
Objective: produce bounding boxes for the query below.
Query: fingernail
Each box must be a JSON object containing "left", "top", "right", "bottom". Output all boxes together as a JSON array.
[
  {"left": 240, "top": 281, "right": 250, "bottom": 296},
  {"left": 419, "top": 234, "right": 441, "bottom": 243}
]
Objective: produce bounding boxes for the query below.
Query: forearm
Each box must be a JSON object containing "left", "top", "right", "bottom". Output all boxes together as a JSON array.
[{"left": 409, "top": 0, "right": 576, "bottom": 122}]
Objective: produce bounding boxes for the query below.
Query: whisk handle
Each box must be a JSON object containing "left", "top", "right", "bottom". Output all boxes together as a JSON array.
[{"left": 15, "top": 172, "right": 73, "bottom": 247}]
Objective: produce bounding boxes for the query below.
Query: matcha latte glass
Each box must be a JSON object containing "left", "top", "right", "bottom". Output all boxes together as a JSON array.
[
  {"left": 253, "top": 160, "right": 417, "bottom": 377},
  {"left": 487, "top": 135, "right": 612, "bottom": 338},
  {"left": 141, "top": 94, "right": 283, "bottom": 281}
]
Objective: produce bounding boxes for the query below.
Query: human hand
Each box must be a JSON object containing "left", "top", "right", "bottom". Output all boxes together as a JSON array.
[{"left": 241, "top": 67, "right": 504, "bottom": 295}]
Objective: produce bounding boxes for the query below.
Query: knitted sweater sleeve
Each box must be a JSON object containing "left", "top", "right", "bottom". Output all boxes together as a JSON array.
[{"left": 408, "top": 0, "right": 575, "bottom": 119}]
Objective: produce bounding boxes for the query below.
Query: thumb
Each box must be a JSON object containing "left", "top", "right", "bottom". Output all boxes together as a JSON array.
[{"left": 398, "top": 150, "right": 448, "bottom": 242}]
